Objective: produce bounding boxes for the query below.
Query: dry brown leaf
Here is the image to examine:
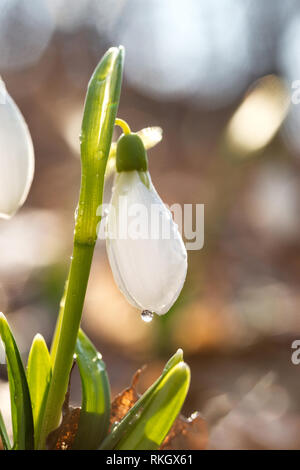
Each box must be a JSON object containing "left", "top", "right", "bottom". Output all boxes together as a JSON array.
[
  {"left": 160, "top": 412, "right": 208, "bottom": 450},
  {"left": 109, "top": 368, "right": 143, "bottom": 429},
  {"left": 47, "top": 407, "right": 81, "bottom": 450}
]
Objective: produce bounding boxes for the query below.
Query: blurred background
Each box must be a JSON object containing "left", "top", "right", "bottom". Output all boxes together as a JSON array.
[{"left": 1, "top": 0, "right": 300, "bottom": 449}]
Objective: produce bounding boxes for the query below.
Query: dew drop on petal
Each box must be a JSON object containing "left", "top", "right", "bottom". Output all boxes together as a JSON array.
[{"left": 141, "top": 310, "right": 154, "bottom": 323}]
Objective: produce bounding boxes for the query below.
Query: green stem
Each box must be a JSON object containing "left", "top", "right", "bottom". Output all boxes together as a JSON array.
[
  {"left": 115, "top": 118, "right": 131, "bottom": 135},
  {"left": 39, "top": 243, "right": 94, "bottom": 450},
  {"left": 37, "top": 46, "right": 124, "bottom": 449}
]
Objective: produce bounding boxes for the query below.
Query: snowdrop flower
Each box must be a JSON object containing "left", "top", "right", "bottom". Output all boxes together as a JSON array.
[
  {"left": 0, "top": 79, "right": 34, "bottom": 219},
  {"left": 106, "top": 120, "right": 187, "bottom": 316}
]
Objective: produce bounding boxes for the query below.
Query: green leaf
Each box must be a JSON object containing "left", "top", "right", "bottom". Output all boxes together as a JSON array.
[
  {"left": 163, "top": 347, "right": 184, "bottom": 373},
  {"left": 0, "top": 411, "right": 11, "bottom": 450},
  {"left": 99, "top": 349, "right": 186, "bottom": 450},
  {"left": 72, "top": 329, "right": 110, "bottom": 450},
  {"left": 0, "top": 313, "right": 34, "bottom": 450},
  {"left": 26, "top": 334, "right": 52, "bottom": 449},
  {"left": 75, "top": 45, "right": 125, "bottom": 245},
  {"left": 117, "top": 362, "right": 190, "bottom": 450}
]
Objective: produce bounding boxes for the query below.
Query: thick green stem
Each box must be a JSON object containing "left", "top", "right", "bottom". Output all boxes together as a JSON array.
[
  {"left": 37, "top": 46, "right": 124, "bottom": 449},
  {"left": 37, "top": 243, "right": 94, "bottom": 449}
]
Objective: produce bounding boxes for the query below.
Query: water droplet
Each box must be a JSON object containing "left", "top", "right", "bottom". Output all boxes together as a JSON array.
[
  {"left": 141, "top": 310, "right": 154, "bottom": 323},
  {"left": 74, "top": 206, "right": 78, "bottom": 221},
  {"left": 111, "top": 421, "right": 119, "bottom": 432},
  {"left": 187, "top": 411, "right": 200, "bottom": 422}
]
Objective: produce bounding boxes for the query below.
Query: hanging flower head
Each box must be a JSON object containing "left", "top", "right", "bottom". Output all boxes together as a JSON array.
[
  {"left": 106, "top": 119, "right": 187, "bottom": 317},
  {"left": 0, "top": 78, "right": 34, "bottom": 219}
]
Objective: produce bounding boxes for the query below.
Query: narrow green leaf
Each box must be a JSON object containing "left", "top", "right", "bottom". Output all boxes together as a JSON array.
[
  {"left": 26, "top": 334, "right": 52, "bottom": 448},
  {"left": 72, "top": 329, "right": 110, "bottom": 450},
  {"left": 163, "top": 347, "right": 183, "bottom": 373},
  {"left": 99, "top": 349, "right": 185, "bottom": 450},
  {"left": 0, "top": 411, "right": 11, "bottom": 450},
  {"left": 75, "top": 45, "right": 125, "bottom": 246},
  {"left": 117, "top": 362, "right": 190, "bottom": 450},
  {"left": 7, "top": 362, "right": 17, "bottom": 448},
  {"left": 0, "top": 313, "right": 34, "bottom": 450}
]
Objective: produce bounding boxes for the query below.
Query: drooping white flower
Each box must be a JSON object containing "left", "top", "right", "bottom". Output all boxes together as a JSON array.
[
  {"left": 106, "top": 168, "right": 187, "bottom": 316},
  {"left": 0, "top": 79, "right": 34, "bottom": 219}
]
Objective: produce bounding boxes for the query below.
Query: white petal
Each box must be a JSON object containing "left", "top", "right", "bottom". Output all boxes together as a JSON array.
[
  {"left": 0, "top": 82, "right": 34, "bottom": 219},
  {"left": 106, "top": 171, "right": 187, "bottom": 315},
  {"left": 136, "top": 127, "right": 163, "bottom": 149}
]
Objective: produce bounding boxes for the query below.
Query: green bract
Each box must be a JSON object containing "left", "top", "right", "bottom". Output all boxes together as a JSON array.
[{"left": 116, "top": 133, "right": 148, "bottom": 172}]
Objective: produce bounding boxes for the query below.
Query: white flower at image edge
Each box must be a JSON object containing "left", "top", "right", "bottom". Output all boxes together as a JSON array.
[
  {"left": 0, "top": 79, "right": 34, "bottom": 219},
  {"left": 106, "top": 170, "right": 187, "bottom": 315}
]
